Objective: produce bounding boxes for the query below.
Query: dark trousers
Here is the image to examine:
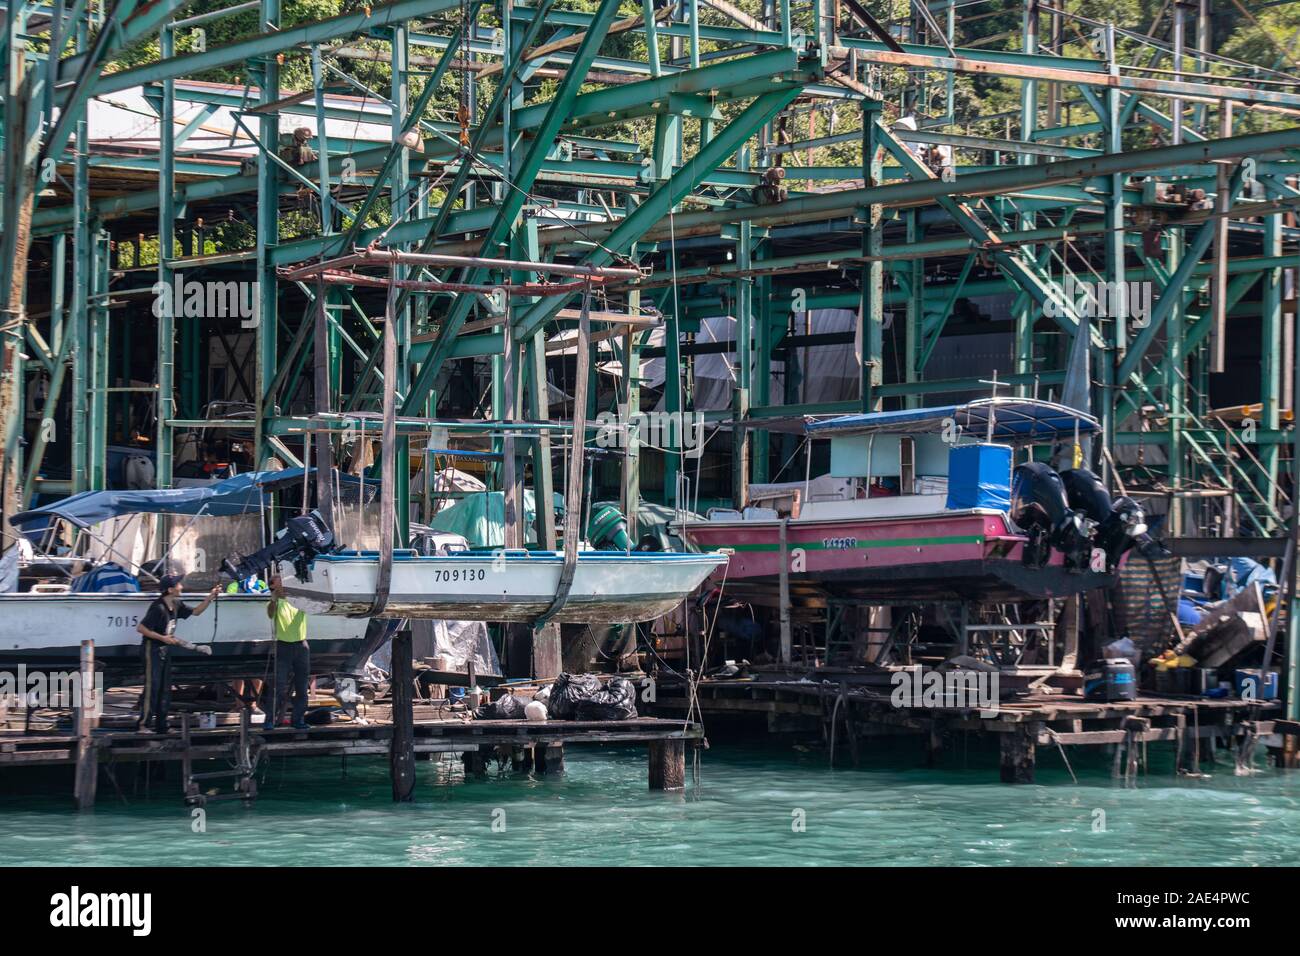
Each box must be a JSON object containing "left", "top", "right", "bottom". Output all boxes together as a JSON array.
[
  {"left": 273, "top": 641, "right": 310, "bottom": 726},
  {"left": 142, "top": 642, "right": 171, "bottom": 733}
]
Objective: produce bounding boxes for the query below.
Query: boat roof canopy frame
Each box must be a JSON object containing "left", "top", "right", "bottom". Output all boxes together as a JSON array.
[
  {"left": 10, "top": 468, "right": 362, "bottom": 531},
  {"left": 804, "top": 398, "right": 1100, "bottom": 447}
]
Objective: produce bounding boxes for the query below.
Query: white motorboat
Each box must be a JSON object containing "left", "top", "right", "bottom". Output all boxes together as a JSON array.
[
  {"left": 0, "top": 591, "right": 369, "bottom": 678},
  {"left": 2, "top": 469, "right": 374, "bottom": 679},
  {"left": 283, "top": 548, "right": 729, "bottom": 623}
]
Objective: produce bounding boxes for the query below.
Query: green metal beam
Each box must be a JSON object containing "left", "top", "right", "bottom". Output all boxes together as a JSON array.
[
  {"left": 93, "top": 0, "right": 466, "bottom": 96},
  {"left": 1116, "top": 161, "right": 1252, "bottom": 383},
  {"left": 514, "top": 86, "right": 803, "bottom": 344}
]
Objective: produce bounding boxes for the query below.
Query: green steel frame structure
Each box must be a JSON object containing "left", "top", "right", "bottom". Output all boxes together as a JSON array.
[{"left": 1, "top": 0, "right": 1298, "bottom": 706}]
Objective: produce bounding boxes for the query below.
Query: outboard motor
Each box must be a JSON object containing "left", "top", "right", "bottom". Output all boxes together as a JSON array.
[
  {"left": 1060, "top": 468, "right": 1167, "bottom": 567},
  {"left": 221, "top": 509, "right": 336, "bottom": 583},
  {"left": 1011, "top": 462, "right": 1093, "bottom": 570}
]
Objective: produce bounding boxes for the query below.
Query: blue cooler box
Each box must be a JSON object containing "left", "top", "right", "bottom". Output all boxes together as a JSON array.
[
  {"left": 1233, "top": 669, "right": 1278, "bottom": 700},
  {"left": 945, "top": 443, "right": 1012, "bottom": 511}
]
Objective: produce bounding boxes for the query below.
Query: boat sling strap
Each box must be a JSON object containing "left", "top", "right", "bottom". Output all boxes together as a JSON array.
[
  {"left": 364, "top": 262, "right": 400, "bottom": 618},
  {"left": 535, "top": 283, "right": 593, "bottom": 631}
]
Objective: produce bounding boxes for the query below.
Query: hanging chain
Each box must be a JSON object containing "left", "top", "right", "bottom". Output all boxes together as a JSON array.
[{"left": 457, "top": 0, "right": 473, "bottom": 149}]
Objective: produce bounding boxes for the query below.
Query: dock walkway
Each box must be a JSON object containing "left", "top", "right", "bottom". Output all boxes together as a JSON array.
[
  {"left": 652, "top": 675, "right": 1284, "bottom": 782},
  {"left": 0, "top": 702, "right": 701, "bottom": 806}
]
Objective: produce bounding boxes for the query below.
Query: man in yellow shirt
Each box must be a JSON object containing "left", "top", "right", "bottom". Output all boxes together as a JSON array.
[{"left": 267, "top": 574, "right": 310, "bottom": 728}]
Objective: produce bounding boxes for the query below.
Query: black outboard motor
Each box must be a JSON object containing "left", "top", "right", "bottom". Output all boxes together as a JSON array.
[
  {"left": 1011, "top": 462, "right": 1094, "bottom": 570},
  {"left": 221, "top": 509, "right": 336, "bottom": 583},
  {"left": 1060, "top": 468, "right": 1167, "bottom": 566}
]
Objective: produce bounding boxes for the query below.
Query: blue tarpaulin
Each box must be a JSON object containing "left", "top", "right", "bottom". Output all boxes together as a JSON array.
[
  {"left": 11, "top": 469, "right": 316, "bottom": 530},
  {"left": 945, "top": 443, "right": 1012, "bottom": 511}
]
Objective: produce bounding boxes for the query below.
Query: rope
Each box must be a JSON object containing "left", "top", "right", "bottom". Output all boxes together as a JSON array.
[
  {"left": 682, "top": 558, "right": 729, "bottom": 734},
  {"left": 1042, "top": 726, "right": 1078, "bottom": 784}
]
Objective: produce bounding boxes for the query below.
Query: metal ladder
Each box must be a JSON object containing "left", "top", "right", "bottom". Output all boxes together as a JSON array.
[{"left": 180, "top": 709, "right": 259, "bottom": 806}]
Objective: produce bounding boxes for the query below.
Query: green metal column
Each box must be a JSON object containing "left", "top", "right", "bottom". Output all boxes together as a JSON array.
[
  {"left": 22, "top": 233, "right": 69, "bottom": 504},
  {"left": 1259, "top": 211, "right": 1282, "bottom": 532},
  {"left": 70, "top": 117, "right": 90, "bottom": 493},
  {"left": 859, "top": 100, "right": 883, "bottom": 411},
  {"left": 155, "top": 23, "right": 176, "bottom": 488},
  {"left": 1101, "top": 26, "right": 1123, "bottom": 481},
  {"left": 619, "top": 194, "right": 642, "bottom": 533},
  {"left": 67, "top": 10, "right": 93, "bottom": 494},
  {"left": 663, "top": 307, "right": 683, "bottom": 509},
  {"left": 390, "top": 24, "right": 411, "bottom": 544},
  {"left": 752, "top": 264, "right": 772, "bottom": 483},
  {"left": 1015, "top": 0, "right": 1039, "bottom": 393},
  {"left": 254, "top": 0, "right": 281, "bottom": 468},
  {"left": 905, "top": 210, "right": 923, "bottom": 409},
  {"left": 89, "top": 226, "right": 111, "bottom": 489},
  {"left": 731, "top": 146, "right": 753, "bottom": 509},
  {"left": 1166, "top": 0, "right": 1189, "bottom": 534}
]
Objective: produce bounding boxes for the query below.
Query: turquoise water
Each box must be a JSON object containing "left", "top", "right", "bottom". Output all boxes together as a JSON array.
[{"left": 2, "top": 740, "right": 1298, "bottom": 866}]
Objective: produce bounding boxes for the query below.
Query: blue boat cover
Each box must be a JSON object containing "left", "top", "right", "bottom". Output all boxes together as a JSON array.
[
  {"left": 11, "top": 469, "right": 316, "bottom": 530},
  {"left": 70, "top": 561, "right": 141, "bottom": 593},
  {"left": 945, "top": 444, "right": 1012, "bottom": 512},
  {"left": 807, "top": 398, "right": 1099, "bottom": 445}
]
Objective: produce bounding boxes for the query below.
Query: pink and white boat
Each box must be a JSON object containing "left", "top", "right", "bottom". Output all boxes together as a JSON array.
[{"left": 676, "top": 399, "right": 1161, "bottom": 602}]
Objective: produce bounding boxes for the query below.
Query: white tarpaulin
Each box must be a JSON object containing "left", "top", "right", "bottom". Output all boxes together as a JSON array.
[
  {"left": 634, "top": 310, "right": 863, "bottom": 410},
  {"left": 404, "top": 619, "right": 502, "bottom": 676},
  {"left": 0, "top": 543, "right": 20, "bottom": 593}
]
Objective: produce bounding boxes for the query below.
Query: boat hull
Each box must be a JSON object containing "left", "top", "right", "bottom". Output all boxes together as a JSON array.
[
  {"left": 284, "top": 550, "right": 728, "bottom": 623},
  {"left": 676, "top": 512, "right": 1114, "bottom": 601},
  {"left": 0, "top": 593, "right": 368, "bottom": 680}
]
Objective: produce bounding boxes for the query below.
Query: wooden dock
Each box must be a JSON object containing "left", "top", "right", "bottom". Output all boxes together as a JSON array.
[
  {"left": 651, "top": 674, "right": 1283, "bottom": 783},
  {"left": 1, "top": 694, "right": 701, "bottom": 807}
]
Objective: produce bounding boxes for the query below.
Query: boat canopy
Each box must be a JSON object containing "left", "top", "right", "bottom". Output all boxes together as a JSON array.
[
  {"left": 805, "top": 398, "right": 1099, "bottom": 445},
  {"left": 12, "top": 469, "right": 324, "bottom": 530}
]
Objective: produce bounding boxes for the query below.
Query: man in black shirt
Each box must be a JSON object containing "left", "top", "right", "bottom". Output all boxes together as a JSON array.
[{"left": 136, "top": 573, "right": 220, "bottom": 733}]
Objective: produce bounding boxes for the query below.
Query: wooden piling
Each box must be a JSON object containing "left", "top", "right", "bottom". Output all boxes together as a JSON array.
[
  {"left": 535, "top": 742, "right": 564, "bottom": 775},
  {"left": 510, "top": 746, "right": 534, "bottom": 773},
  {"left": 462, "top": 750, "right": 488, "bottom": 776},
  {"left": 389, "top": 627, "right": 416, "bottom": 801},
  {"left": 648, "top": 738, "right": 685, "bottom": 791},
  {"left": 181, "top": 712, "right": 195, "bottom": 803},
  {"left": 73, "top": 640, "right": 97, "bottom": 810},
  {"left": 926, "top": 722, "right": 943, "bottom": 767},
  {"left": 999, "top": 724, "right": 1036, "bottom": 784},
  {"left": 533, "top": 622, "right": 562, "bottom": 680}
]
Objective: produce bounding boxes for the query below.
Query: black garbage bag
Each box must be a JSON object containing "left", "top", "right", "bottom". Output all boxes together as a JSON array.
[
  {"left": 474, "top": 692, "right": 528, "bottom": 720},
  {"left": 547, "top": 673, "right": 639, "bottom": 720},
  {"left": 581, "top": 676, "right": 638, "bottom": 721},
  {"left": 547, "top": 672, "right": 601, "bottom": 719}
]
